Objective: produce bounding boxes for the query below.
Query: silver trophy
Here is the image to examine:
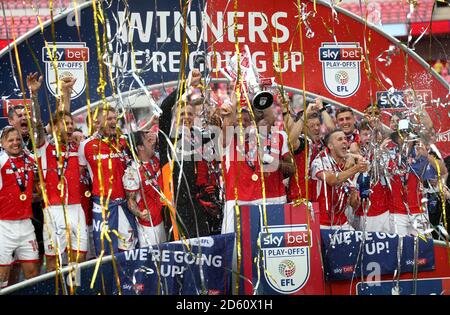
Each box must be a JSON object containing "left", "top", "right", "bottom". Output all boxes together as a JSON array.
[{"left": 221, "top": 45, "right": 274, "bottom": 110}]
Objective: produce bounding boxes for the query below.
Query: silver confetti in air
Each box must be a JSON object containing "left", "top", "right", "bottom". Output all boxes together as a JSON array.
[
  {"left": 302, "top": 3, "right": 316, "bottom": 38},
  {"left": 295, "top": 2, "right": 316, "bottom": 39}
]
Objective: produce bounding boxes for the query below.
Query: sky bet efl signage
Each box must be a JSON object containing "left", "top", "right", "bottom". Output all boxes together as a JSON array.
[
  {"left": 237, "top": 203, "right": 324, "bottom": 295},
  {"left": 319, "top": 42, "right": 363, "bottom": 98},
  {"left": 376, "top": 89, "right": 433, "bottom": 108},
  {"left": 260, "top": 224, "right": 312, "bottom": 293},
  {"left": 42, "top": 42, "right": 89, "bottom": 100}
]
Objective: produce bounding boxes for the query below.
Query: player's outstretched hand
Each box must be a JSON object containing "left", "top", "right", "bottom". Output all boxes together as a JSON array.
[{"left": 27, "top": 72, "right": 44, "bottom": 96}]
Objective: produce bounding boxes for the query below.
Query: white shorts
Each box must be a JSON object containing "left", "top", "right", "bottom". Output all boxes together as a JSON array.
[
  {"left": 137, "top": 222, "right": 167, "bottom": 247},
  {"left": 389, "top": 213, "right": 430, "bottom": 236},
  {"left": 353, "top": 211, "right": 391, "bottom": 233},
  {"left": 221, "top": 197, "right": 287, "bottom": 234},
  {"left": 43, "top": 204, "right": 88, "bottom": 256},
  {"left": 0, "top": 219, "right": 39, "bottom": 266}
]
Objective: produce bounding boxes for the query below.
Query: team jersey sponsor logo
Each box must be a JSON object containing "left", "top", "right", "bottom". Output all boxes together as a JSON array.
[
  {"left": 376, "top": 89, "right": 432, "bottom": 108},
  {"left": 319, "top": 42, "right": 362, "bottom": 98},
  {"left": 92, "top": 152, "right": 126, "bottom": 160},
  {"left": 260, "top": 224, "right": 312, "bottom": 294},
  {"left": 42, "top": 42, "right": 89, "bottom": 100}
]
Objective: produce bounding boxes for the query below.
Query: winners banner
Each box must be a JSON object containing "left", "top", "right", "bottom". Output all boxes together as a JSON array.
[
  {"left": 236, "top": 203, "right": 325, "bottom": 295},
  {"left": 321, "top": 230, "right": 435, "bottom": 281},
  {"left": 5, "top": 233, "right": 234, "bottom": 295}
]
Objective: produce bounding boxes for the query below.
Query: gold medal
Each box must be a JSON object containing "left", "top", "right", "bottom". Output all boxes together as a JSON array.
[
  {"left": 20, "top": 193, "right": 27, "bottom": 201},
  {"left": 84, "top": 191, "right": 91, "bottom": 198},
  {"left": 57, "top": 183, "right": 63, "bottom": 190},
  {"left": 251, "top": 174, "right": 258, "bottom": 181}
]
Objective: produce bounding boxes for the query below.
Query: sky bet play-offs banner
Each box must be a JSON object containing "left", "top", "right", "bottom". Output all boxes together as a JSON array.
[
  {"left": 0, "top": 0, "right": 448, "bottom": 156},
  {"left": 237, "top": 203, "right": 325, "bottom": 295},
  {"left": 321, "top": 230, "right": 435, "bottom": 281},
  {"left": 7, "top": 233, "right": 234, "bottom": 295}
]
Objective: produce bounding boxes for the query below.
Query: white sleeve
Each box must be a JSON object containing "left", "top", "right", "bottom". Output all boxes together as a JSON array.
[
  {"left": 78, "top": 139, "right": 88, "bottom": 166},
  {"left": 36, "top": 141, "right": 49, "bottom": 178},
  {"left": 123, "top": 164, "right": 140, "bottom": 192},
  {"left": 279, "top": 130, "right": 289, "bottom": 157},
  {"left": 311, "top": 156, "right": 326, "bottom": 181},
  {"left": 37, "top": 139, "right": 49, "bottom": 158}
]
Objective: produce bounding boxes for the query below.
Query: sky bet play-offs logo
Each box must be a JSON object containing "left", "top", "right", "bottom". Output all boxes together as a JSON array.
[
  {"left": 42, "top": 42, "right": 89, "bottom": 100},
  {"left": 319, "top": 42, "right": 362, "bottom": 98},
  {"left": 260, "top": 224, "right": 311, "bottom": 294}
]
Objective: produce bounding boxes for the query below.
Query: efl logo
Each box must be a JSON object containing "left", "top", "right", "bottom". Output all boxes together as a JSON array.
[
  {"left": 376, "top": 89, "right": 432, "bottom": 108},
  {"left": 319, "top": 42, "right": 362, "bottom": 98},
  {"left": 260, "top": 224, "right": 312, "bottom": 294},
  {"left": 42, "top": 42, "right": 90, "bottom": 100}
]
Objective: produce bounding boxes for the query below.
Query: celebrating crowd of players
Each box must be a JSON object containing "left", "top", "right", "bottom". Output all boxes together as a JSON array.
[{"left": 0, "top": 69, "right": 449, "bottom": 288}]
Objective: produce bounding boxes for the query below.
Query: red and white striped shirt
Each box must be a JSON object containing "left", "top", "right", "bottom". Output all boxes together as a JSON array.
[
  {"left": 37, "top": 140, "right": 81, "bottom": 205},
  {"left": 78, "top": 134, "right": 128, "bottom": 200},
  {"left": 0, "top": 152, "right": 35, "bottom": 220},
  {"left": 223, "top": 130, "right": 289, "bottom": 203}
]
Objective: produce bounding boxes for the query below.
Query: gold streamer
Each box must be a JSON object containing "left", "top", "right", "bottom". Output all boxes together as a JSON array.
[
  {"left": 9, "top": 11, "right": 70, "bottom": 294},
  {"left": 23, "top": 16, "right": 68, "bottom": 294},
  {"left": 295, "top": 0, "right": 312, "bottom": 248},
  {"left": 167, "top": 0, "right": 194, "bottom": 242},
  {"left": 71, "top": 0, "right": 94, "bottom": 136},
  {"left": 232, "top": 0, "right": 243, "bottom": 295},
  {"left": 90, "top": 0, "right": 122, "bottom": 293},
  {"left": 433, "top": 158, "right": 450, "bottom": 267}
]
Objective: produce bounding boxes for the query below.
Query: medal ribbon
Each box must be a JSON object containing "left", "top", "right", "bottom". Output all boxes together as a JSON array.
[
  {"left": 56, "top": 145, "right": 70, "bottom": 185},
  {"left": 142, "top": 160, "right": 161, "bottom": 191},
  {"left": 9, "top": 155, "right": 31, "bottom": 193}
]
